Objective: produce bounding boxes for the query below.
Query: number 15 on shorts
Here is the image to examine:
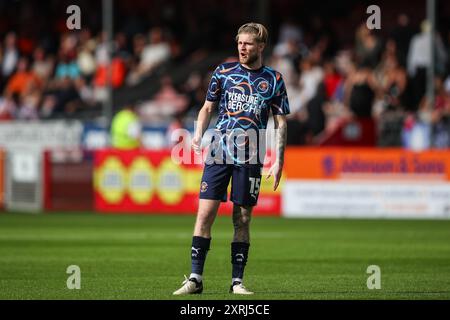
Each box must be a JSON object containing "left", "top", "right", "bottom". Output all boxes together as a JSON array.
[{"left": 249, "top": 177, "right": 261, "bottom": 198}]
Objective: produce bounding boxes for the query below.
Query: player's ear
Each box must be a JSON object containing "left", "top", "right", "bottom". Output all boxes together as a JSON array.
[{"left": 258, "top": 42, "right": 265, "bottom": 52}]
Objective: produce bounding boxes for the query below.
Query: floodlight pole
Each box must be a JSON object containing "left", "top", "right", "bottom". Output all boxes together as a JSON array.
[
  {"left": 102, "top": 0, "right": 113, "bottom": 125},
  {"left": 426, "top": 0, "right": 436, "bottom": 109}
]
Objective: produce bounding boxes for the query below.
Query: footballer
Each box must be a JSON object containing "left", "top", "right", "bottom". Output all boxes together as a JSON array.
[{"left": 173, "top": 22, "right": 290, "bottom": 295}]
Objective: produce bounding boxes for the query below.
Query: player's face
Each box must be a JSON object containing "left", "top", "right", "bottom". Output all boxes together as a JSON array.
[{"left": 237, "top": 33, "right": 263, "bottom": 66}]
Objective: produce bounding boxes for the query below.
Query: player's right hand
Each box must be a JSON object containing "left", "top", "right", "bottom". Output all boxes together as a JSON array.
[{"left": 192, "top": 135, "right": 202, "bottom": 154}]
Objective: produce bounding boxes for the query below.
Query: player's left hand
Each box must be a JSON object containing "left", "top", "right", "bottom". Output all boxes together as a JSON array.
[{"left": 266, "top": 162, "right": 283, "bottom": 191}]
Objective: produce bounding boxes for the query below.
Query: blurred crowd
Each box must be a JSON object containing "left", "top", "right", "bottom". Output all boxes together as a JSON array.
[
  {"left": 267, "top": 16, "right": 450, "bottom": 148},
  {"left": 0, "top": 0, "right": 254, "bottom": 121},
  {"left": 0, "top": 0, "right": 450, "bottom": 148},
  {"left": 0, "top": 26, "right": 177, "bottom": 120}
]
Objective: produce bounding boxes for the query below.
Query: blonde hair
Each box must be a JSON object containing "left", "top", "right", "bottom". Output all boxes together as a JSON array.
[{"left": 235, "top": 22, "right": 268, "bottom": 44}]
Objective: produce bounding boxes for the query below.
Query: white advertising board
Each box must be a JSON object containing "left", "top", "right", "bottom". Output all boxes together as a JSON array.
[{"left": 283, "top": 180, "right": 450, "bottom": 219}]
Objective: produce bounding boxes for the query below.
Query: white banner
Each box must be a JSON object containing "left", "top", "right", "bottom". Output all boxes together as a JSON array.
[
  {"left": 12, "top": 153, "right": 38, "bottom": 182},
  {"left": 6, "top": 150, "right": 43, "bottom": 213},
  {"left": 0, "top": 121, "right": 83, "bottom": 151},
  {"left": 283, "top": 180, "right": 450, "bottom": 219}
]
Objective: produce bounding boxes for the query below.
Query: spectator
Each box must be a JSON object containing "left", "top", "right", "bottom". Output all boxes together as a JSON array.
[
  {"left": 0, "top": 93, "right": 18, "bottom": 121},
  {"left": 125, "top": 33, "right": 147, "bottom": 85},
  {"left": 77, "top": 28, "right": 97, "bottom": 79},
  {"left": 41, "top": 49, "right": 81, "bottom": 119},
  {"left": 141, "top": 27, "right": 171, "bottom": 71},
  {"left": 92, "top": 32, "right": 127, "bottom": 103},
  {"left": 431, "top": 77, "right": 450, "bottom": 148},
  {"left": 407, "top": 20, "right": 448, "bottom": 78},
  {"left": 114, "top": 32, "right": 133, "bottom": 63},
  {"left": 268, "top": 54, "right": 301, "bottom": 115},
  {"left": 54, "top": 50, "right": 81, "bottom": 80},
  {"left": 1, "top": 32, "right": 19, "bottom": 91},
  {"left": 345, "top": 62, "right": 378, "bottom": 119},
  {"left": 166, "top": 112, "right": 187, "bottom": 148},
  {"left": 127, "top": 27, "right": 171, "bottom": 85},
  {"left": 306, "top": 82, "right": 327, "bottom": 137},
  {"left": 268, "top": 52, "right": 297, "bottom": 87},
  {"left": 355, "top": 23, "right": 383, "bottom": 69},
  {"left": 140, "top": 75, "right": 188, "bottom": 123},
  {"left": 93, "top": 57, "right": 126, "bottom": 89},
  {"left": 17, "top": 88, "right": 40, "bottom": 120},
  {"left": 180, "top": 71, "right": 205, "bottom": 120},
  {"left": 77, "top": 43, "right": 97, "bottom": 79},
  {"left": 374, "top": 52, "right": 407, "bottom": 115},
  {"left": 4, "top": 57, "right": 41, "bottom": 97},
  {"left": 277, "top": 18, "right": 303, "bottom": 45},
  {"left": 374, "top": 52, "right": 408, "bottom": 146},
  {"left": 323, "top": 59, "right": 342, "bottom": 100},
  {"left": 390, "top": 14, "right": 415, "bottom": 68},
  {"left": 32, "top": 47, "right": 54, "bottom": 83},
  {"left": 40, "top": 77, "right": 80, "bottom": 118},
  {"left": 407, "top": 20, "right": 448, "bottom": 111},
  {"left": 294, "top": 57, "right": 324, "bottom": 114},
  {"left": 95, "top": 32, "right": 109, "bottom": 66}
]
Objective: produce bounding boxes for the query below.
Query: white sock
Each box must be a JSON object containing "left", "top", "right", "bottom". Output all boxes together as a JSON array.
[
  {"left": 232, "top": 278, "right": 242, "bottom": 285},
  {"left": 189, "top": 273, "right": 203, "bottom": 282}
]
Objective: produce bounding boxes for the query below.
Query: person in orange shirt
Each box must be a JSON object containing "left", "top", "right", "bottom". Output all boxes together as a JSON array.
[{"left": 4, "top": 57, "right": 42, "bottom": 97}]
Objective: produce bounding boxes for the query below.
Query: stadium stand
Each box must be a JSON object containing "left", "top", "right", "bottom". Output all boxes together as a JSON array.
[{"left": 0, "top": 0, "right": 449, "bottom": 149}]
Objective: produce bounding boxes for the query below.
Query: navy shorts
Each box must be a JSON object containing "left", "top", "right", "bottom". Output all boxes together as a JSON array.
[{"left": 199, "top": 164, "right": 263, "bottom": 206}]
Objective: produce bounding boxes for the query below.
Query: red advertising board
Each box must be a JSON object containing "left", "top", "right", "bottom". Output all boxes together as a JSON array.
[{"left": 94, "top": 149, "right": 280, "bottom": 216}]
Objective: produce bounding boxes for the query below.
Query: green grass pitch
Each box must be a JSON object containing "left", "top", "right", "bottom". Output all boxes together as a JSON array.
[{"left": 0, "top": 212, "right": 449, "bottom": 300}]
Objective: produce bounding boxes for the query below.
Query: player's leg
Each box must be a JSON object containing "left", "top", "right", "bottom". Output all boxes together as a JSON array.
[
  {"left": 173, "top": 199, "right": 220, "bottom": 295},
  {"left": 189, "top": 199, "right": 220, "bottom": 282},
  {"left": 228, "top": 165, "right": 262, "bottom": 294},
  {"left": 230, "top": 203, "right": 253, "bottom": 294},
  {"left": 193, "top": 199, "right": 220, "bottom": 238},
  {"left": 173, "top": 164, "right": 231, "bottom": 295}
]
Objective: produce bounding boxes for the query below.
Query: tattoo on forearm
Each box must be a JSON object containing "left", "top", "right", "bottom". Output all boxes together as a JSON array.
[{"left": 276, "top": 123, "right": 287, "bottom": 165}]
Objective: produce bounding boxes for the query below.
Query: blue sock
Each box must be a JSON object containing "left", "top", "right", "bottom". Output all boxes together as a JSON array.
[
  {"left": 191, "top": 236, "right": 211, "bottom": 278},
  {"left": 231, "top": 242, "right": 250, "bottom": 282}
]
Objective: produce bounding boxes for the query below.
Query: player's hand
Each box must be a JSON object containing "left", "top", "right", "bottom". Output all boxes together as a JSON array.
[
  {"left": 191, "top": 135, "right": 202, "bottom": 154},
  {"left": 266, "top": 162, "right": 283, "bottom": 191}
]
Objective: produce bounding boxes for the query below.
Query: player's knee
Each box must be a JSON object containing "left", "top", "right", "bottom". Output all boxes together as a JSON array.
[
  {"left": 241, "top": 215, "right": 251, "bottom": 225},
  {"left": 196, "top": 210, "right": 215, "bottom": 227},
  {"left": 233, "top": 214, "right": 251, "bottom": 228}
]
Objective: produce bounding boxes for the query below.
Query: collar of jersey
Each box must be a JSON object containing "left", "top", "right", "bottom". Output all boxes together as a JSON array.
[{"left": 239, "top": 63, "right": 265, "bottom": 73}]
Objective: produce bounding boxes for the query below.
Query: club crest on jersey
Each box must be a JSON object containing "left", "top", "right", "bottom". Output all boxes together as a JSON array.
[
  {"left": 258, "top": 81, "right": 269, "bottom": 92},
  {"left": 200, "top": 181, "right": 208, "bottom": 192}
]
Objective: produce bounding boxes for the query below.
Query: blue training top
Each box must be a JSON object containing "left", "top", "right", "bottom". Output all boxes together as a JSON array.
[
  {"left": 206, "top": 61, "right": 290, "bottom": 132},
  {"left": 204, "top": 61, "right": 290, "bottom": 165}
]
